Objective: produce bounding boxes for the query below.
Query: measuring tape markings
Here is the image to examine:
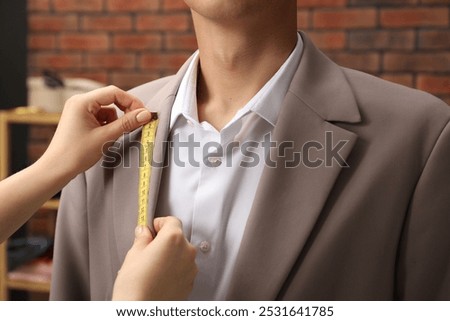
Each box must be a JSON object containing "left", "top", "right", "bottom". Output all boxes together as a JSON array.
[{"left": 138, "top": 116, "right": 159, "bottom": 227}]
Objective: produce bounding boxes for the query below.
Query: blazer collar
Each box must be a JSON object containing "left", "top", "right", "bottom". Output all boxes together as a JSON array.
[
  {"left": 143, "top": 31, "right": 361, "bottom": 140},
  {"left": 145, "top": 56, "right": 194, "bottom": 115},
  {"left": 291, "top": 31, "right": 361, "bottom": 124},
  {"left": 149, "top": 31, "right": 361, "bottom": 124}
]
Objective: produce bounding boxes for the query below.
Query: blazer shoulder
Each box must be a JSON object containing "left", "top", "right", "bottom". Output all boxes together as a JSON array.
[
  {"left": 342, "top": 67, "right": 450, "bottom": 124},
  {"left": 340, "top": 67, "right": 450, "bottom": 164},
  {"left": 128, "top": 75, "right": 176, "bottom": 104}
]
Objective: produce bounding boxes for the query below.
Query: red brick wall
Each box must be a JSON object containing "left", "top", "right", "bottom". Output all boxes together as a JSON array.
[{"left": 28, "top": 0, "right": 450, "bottom": 104}]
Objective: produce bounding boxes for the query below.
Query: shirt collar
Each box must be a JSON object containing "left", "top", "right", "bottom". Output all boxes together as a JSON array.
[
  {"left": 170, "top": 33, "right": 303, "bottom": 130},
  {"left": 170, "top": 51, "right": 200, "bottom": 129}
]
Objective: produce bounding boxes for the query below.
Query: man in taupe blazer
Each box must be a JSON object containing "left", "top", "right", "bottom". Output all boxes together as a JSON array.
[{"left": 51, "top": 0, "right": 450, "bottom": 300}]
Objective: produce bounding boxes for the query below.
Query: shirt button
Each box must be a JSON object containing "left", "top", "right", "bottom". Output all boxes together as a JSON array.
[
  {"left": 207, "top": 156, "right": 222, "bottom": 166},
  {"left": 199, "top": 241, "right": 210, "bottom": 253}
]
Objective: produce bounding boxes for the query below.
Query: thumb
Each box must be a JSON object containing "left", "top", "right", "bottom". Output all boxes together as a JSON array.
[
  {"left": 132, "top": 225, "right": 154, "bottom": 250},
  {"left": 154, "top": 217, "right": 183, "bottom": 234},
  {"left": 102, "top": 109, "right": 153, "bottom": 141}
]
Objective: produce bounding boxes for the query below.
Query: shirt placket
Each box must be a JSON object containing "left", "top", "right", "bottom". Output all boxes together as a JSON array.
[{"left": 189, "top": 126, "right": 224, "bottom": 297}]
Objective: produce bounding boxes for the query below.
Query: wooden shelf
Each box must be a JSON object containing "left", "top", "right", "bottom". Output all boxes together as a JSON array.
[
  {"left": 0, "top": 107, "right": 61, "bottom": 125},
  {"left": 42, "top": 199, "right": 60, "bottom": 211},
  {"left": 7, "top": 279, "right": 51, "bottom": 293},
  {"left": 7, "top": 258, "right": 52, "bottom": 293}
]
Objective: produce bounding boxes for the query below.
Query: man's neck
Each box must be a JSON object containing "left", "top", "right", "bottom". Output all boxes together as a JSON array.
[{"left": 192, "top": 6, "right": 297, "bottom": 130}]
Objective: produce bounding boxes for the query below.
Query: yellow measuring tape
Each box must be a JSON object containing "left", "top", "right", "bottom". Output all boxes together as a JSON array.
[{"left": 138, "top": 115, "right": 159, "bottom": 227}]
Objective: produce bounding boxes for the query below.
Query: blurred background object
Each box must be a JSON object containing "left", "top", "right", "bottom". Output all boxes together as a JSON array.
[
  {"left": 28, "top": 71, "right": 104, "bottom": 113},
  {"left": 0, "top": 1, "right": 27, "bottom": 110}
]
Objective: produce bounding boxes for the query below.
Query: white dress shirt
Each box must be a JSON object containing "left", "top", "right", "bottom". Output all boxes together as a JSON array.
[{"left": 156, "top": 33, "right": 303, "bottom": 300}]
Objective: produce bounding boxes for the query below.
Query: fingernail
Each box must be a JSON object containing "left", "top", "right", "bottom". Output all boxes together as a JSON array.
[
  {"left": 135, "top": 225, "right": 144, "bottom": 237},
  {"left": 136, "top": 110, "right": 151, "bottom": 123}
]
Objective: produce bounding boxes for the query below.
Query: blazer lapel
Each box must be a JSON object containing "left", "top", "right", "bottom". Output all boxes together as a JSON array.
[
  {"left": 145, "top": 88, "right": 175, "bottom": 231},
  {"left": 111, "top": 58, "right": 193, "bottom": 263},
  {"left": 226, "top": 32, "right": 361, "bottom": 300}
]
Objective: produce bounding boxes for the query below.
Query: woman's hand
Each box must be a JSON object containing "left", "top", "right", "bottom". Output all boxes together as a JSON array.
[
  {"left": 112, "top": 217, "right": 198, "bottom": 301},
  {"left": 39, "top": 85, "right": 152, "bottom": 179},
  {"left": 0, "top": 86, "right": 153, "bottom": 242}
]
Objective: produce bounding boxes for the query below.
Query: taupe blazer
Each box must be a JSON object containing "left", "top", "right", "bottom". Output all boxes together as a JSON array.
[{"left": 50, "top": 32, "right": 450, "bottom": 300}]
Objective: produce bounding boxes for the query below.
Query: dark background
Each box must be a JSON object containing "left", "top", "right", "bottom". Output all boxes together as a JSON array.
[{"left": 0, "top": 0, "right": 27, "bottom": 109}]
